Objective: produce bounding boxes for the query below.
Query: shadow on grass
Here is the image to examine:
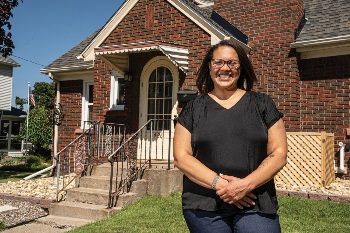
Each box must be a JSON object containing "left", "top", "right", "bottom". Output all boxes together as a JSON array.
[{"left": 0, "top": 170, "right": 33, "bottom": 183}]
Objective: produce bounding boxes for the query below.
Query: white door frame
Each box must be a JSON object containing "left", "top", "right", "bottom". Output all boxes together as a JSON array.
[
  {"left": 139, "top": 56, "right": 179, "bottom": 126},
  {"left": 139, "top": 56, "right": 179, "bottom": 160}
]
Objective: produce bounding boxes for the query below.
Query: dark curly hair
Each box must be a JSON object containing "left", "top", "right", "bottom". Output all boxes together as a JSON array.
[{"left": 196, "top": 40, "right": 257, "bottom": 94}]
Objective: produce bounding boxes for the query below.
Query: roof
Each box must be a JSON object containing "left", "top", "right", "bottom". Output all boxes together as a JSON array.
[
  {"left": 42, "top": 0, "right": 248, "bottom": 73},
  {"left": 1, "top": 107, "right": 27, "bottom": 117},
  {"left": 296, "top": 0, "right": 350, "bottom": 42},
  {"left": 40, "top": 30, "right": 100, "bottom": 73},
  {"left": 0, "top": 54, "right": 20, "bottom": 67}
]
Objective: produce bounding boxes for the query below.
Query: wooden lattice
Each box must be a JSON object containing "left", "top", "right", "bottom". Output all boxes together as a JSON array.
[{"left": 275, "top": 131, "right": 335, "bottom": 187}]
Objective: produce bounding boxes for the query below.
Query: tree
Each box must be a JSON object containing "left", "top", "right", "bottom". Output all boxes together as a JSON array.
[
  {"left": 0, "top": 0, "right": 23, "bottom": 57},
  {"left": 18, "top": 105, "right": 52, "bottom": 157},
  {"left": 15, "top": 96, "right": 27, "bottom": 110},
  {"left": 32, "top": 82, "right": 56, "bottom": 109},
  {"left": 17, "top": 81, "right": 55, "bottom": 157}
]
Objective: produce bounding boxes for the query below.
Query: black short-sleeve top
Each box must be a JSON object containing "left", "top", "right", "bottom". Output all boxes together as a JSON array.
[{"left": 176, "top": 91, "right": 283, "bottom": 214}]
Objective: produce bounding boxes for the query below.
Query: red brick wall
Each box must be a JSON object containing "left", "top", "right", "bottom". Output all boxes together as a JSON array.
[
  {"left": 94, "top": 0, "right": 212, "bottom": 130},
  {"left": 213, "top": 1, "right": 349, "bottom": 176},
  {"left": 214, "top": 0, "right": 304, "bottom": 131},
  {"left": 299, "top": 55, "right": 350, "bottom": 176},
  {"left": 102, "top": 0, "right": 211, "bottom": 83},
  {"left": 57, "top": 80, "right": 83, "bottom": 151}
]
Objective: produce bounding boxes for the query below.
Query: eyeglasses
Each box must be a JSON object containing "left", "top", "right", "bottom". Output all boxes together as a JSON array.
[{"left": 211, "top": 59, "right": 240, "bottom": 70}]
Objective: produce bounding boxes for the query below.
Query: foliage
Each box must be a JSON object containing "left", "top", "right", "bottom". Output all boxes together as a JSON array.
[
  {"left": 0, "top": 222, "right": 6, "bottom": 230},
  {"left": 0, "top": 0, "right": 23, "bottom": 57},
  {"left": 17, "top": 106, "right": 53, "bottom": 154},
  {"left": 70, "top": 193, "right": 350, "bottom": 233},
  {"left": 32, "top": 82, "right": 56, "bottom": 109},
  {"left": 15, "top": 96, "right": 27, "bottom": 110}
]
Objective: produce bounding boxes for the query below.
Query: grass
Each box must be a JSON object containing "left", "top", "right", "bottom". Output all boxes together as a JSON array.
[
  {"left": 69, "top": 192, "right": 350, "bottom": 233},
  {"left": 0, "top": 170, "right": 33, "bottom": 183},
  {"left": 0, "top": 155, "right": 51, "bottom": 183}
]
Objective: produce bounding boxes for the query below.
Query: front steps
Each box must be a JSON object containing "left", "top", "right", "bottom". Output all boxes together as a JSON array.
[{"left": 44, "top": 162, "right": 183, "bottom": 230}]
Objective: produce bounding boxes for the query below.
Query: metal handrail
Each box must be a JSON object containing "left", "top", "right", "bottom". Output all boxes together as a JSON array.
[{"left": 107, "top": 119, "right": 173, "bottom": 208}]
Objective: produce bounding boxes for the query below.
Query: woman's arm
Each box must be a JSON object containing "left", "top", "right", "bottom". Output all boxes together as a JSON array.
[{"left": 217, "top": 119, "right": 287, "bottom": 203}]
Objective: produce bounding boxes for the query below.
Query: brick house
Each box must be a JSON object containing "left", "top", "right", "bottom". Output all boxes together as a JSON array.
[{"left": 40, "top": 0, "right": 350, "bottom": 178}]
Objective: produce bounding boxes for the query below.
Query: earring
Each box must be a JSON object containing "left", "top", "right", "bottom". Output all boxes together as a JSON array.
[{"left": 243, "top": 78, "right": 247, "bottom": 90}]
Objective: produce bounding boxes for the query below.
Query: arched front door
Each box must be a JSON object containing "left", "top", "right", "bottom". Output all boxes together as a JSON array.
[{"left": 139, "top": 56, "right": 179, "bottom": 161}]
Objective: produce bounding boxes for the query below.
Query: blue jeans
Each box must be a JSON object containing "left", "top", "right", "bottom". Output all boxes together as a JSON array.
[{"left": 183, "top": 209, "right": 281, "bottom": 233}]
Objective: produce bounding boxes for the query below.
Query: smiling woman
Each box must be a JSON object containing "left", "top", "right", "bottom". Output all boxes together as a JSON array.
[{"left": 174, "top": 40, "right": 287, "bottom": 233}]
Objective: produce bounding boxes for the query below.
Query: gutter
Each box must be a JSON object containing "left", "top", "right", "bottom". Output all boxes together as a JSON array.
[{"left": 291, "top": 35, "right": 350, "bottom": 49}]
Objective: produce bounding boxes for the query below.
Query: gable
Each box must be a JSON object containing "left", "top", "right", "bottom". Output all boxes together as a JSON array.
[{"left": 79, "top": 0, "right": 249, "bottom": 62}]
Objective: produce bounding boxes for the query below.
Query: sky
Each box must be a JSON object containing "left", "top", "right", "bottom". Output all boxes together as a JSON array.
[{"left": 9, "top": 0, "right": 125, "bottom": 107}]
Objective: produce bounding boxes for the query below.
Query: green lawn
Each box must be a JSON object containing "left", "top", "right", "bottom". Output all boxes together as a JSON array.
[
  {"left": 0, "top": 170, "right": 33, "bottom": 183},
  {"left": 69, "top": 192, "right": 350, "bottom": 233}
]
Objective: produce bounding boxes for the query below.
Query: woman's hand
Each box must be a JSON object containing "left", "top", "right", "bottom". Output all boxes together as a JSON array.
[{"left": 216, "top": 175, "right": 256, "bottom": 209}]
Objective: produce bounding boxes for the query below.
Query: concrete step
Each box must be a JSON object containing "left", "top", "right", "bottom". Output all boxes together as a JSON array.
[
  {"left": 79, "top": 175, "right": 148, "bottom": 191},
  {"left": 79, "top": 176, "right": 115, "bottom": 190},
  {"left": 67, "top": 180, "right": 148, "bottom": 206},
  {"left": 66, "top": 187, "right": 110, "bottom": 206},
  {"left": 36, "top": 215, "right": 93, "bottom": 229},
  {"left": 92, "top": 162, "right": 129, "bottom": 176},
  {"left": 49, "top": 201, "right": 120, "bottom": 221}
]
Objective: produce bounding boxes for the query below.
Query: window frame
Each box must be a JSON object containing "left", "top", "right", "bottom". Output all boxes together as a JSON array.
[
  {"left": 81, "top": 81, "right": 94, "bottom": 128},
  {"left": 109, "top": 71, "right": 125, "bottom": 111}
]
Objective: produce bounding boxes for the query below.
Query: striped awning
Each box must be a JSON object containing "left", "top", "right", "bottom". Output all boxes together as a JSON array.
[{"left": 94, "top": 41, "right": 189, "bottom": 73}]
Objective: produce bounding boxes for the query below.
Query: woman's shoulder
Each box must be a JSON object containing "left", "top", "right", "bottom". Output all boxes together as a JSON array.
[{"left": 248, "top": 91, "right": 273, "bottom": 103}]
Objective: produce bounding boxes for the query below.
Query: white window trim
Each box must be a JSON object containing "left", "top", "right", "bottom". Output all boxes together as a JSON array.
[
  {"left": 109, "top": 71, "right": 125, "bottom": 111},
  {"left": 81, "top": 81, "right": 93, "bottom": 128}
]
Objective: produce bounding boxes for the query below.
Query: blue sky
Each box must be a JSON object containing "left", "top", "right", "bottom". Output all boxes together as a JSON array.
[{"left": 9, "top": 0, "right": 125, "bottom": 107}]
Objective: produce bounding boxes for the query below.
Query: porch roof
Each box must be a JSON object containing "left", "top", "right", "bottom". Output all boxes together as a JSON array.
[{"left": 95, "top": 41, "right": 189, "bottom": 74}]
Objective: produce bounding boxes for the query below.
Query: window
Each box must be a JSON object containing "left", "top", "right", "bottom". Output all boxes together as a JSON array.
[
  {"left": 110, "top": 72, "right": 125, "bottom": 110},
  {"left": 147, "top": 67, "right": 173, "bottom": 130},
  {"left": 82, "top": 82, "right": 93, "bottom": 126}
]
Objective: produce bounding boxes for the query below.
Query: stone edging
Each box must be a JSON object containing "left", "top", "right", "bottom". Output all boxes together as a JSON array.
[
  {"left": 0, "top": 193, "right": 56, "bottom": 209},
  {"left": 276, "top": 189, "right": 350, "bottom": 203}
]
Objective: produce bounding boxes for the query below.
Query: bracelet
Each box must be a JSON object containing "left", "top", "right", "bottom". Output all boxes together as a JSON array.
[{"left": 211, "top": 175, "right": 220, "bottom": 190}]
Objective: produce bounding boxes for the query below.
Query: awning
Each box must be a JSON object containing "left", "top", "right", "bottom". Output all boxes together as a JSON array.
[{"left": 94, "top": 41, "right": 189, "bottom": 73}]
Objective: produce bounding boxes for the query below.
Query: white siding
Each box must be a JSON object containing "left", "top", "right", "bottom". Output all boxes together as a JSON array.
[{"left": 0, "top": 65, "right": 13, "bottom": 111}]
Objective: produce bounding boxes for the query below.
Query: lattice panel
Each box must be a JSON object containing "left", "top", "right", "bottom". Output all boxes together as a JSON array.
[{"left": 275, "top": 132, "right": 335, "bottom": 187}]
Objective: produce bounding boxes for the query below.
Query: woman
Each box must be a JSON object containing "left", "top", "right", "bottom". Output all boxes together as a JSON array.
[{"left": 174, "top": 40, "right": 287, "bottom": 233}]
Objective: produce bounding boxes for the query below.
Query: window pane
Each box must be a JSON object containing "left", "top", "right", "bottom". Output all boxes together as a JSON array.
[
  {"left": 148, "top": 99, "right": 155, "bottom": 114},
  {"left": 156, "top": 99, "right": 164, "bottom": 114},
  {"left": 157, "top": 67, "right": 165, "bottom": 82},
  {"left": 88, "top": 105, "right": 93, "bottom": 122},
  {"left": 148, "top": 83, "right": 156, "bottom": 98},
  {"left": 88, "top": 85, "right": 93, "bottom": 103},
  {"left": 149, "top": 70, "right": 157, "bottom": 82},
  {"left": 117, "top": 80, "right": 125, "bottom": 105},
  {"left": 165, "top": 68, "right": 173, "bottom": 81},
  {"left": 156, "top": 83, "right": 164, "bottom": 98},
  {"left": 165, "top": 82, "right": 172, "bottom": 97},
  {"left": 164, "top": 99, "right": 172, "bottom": 114}
]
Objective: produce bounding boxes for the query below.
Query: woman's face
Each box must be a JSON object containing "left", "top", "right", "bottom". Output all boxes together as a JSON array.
[{"left": 209, "top": 45, "right": 241, "bottom": 91}]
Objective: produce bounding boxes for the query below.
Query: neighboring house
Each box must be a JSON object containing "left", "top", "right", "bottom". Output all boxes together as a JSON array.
[
  {"left": 0, "top": 55, "right": 25, "bottom": 156},
  {"left": 40, "top": 0, "right": 350, "bottom": 178},
  {"left": 0, "top": 54, "right": 20, "bottom": 111}
]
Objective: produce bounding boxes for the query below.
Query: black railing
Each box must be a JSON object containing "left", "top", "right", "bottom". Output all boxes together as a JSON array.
[{"left": 107, "top": 119, "right": 173, "bottom": 208}]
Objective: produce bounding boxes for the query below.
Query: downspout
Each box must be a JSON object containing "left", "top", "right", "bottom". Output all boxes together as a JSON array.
[
  {"left": 49, "top": 72, "right": 60, "bottom": 169},
  {"left": 338, "top": 142, "right": 345, "bottom": 173}
]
